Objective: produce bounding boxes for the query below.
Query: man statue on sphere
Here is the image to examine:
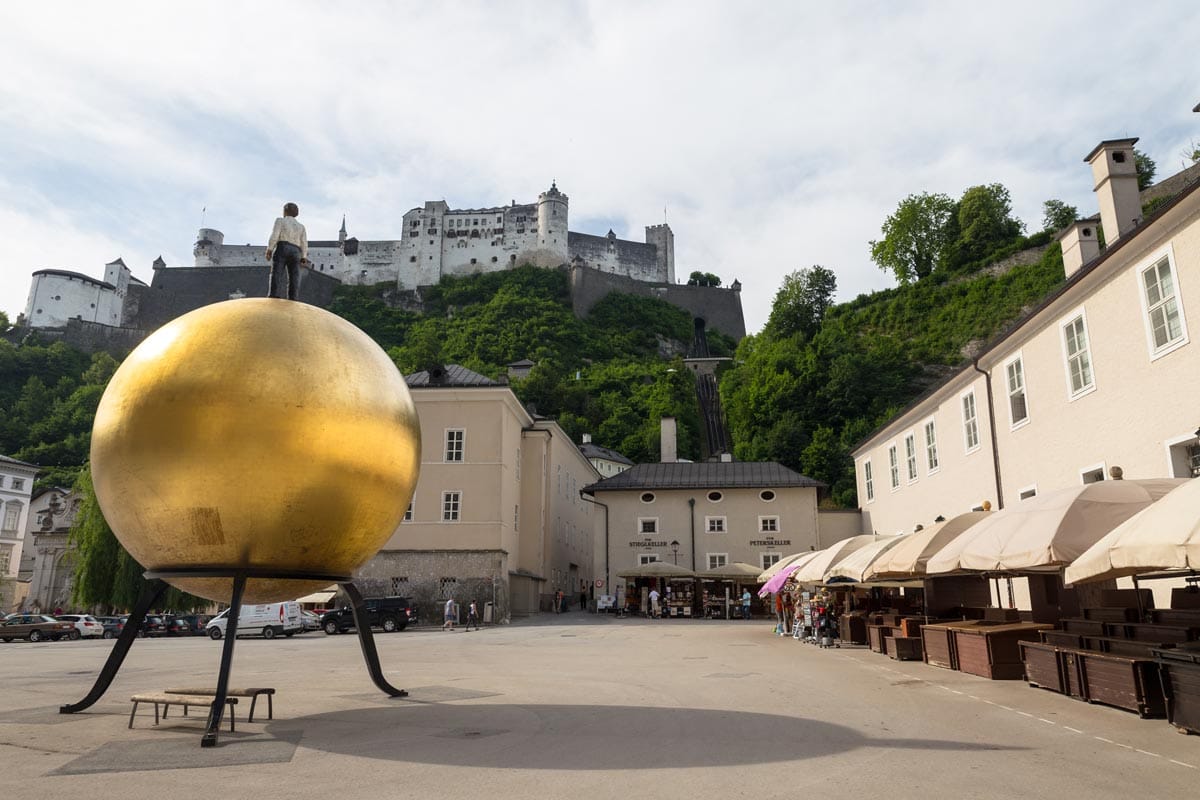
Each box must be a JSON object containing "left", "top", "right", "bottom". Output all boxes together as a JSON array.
[{"left": 264, "top": 202, "right": 309, "bottom": 300}]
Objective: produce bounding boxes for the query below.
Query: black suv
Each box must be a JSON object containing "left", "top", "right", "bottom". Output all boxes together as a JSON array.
[{"left": 321, "top": 597, "right": 413, "bottom": 635}]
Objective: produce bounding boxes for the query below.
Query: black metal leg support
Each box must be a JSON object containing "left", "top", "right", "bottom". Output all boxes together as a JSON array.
[
  {"left": 202, "top": 573, "right": 246, "bottom": 747},
  {"left": 60, "top": 579, "right": 168, "bottom": 714},
  {"left": 341, "top": 581, "right": 407, "bottom": 698}
]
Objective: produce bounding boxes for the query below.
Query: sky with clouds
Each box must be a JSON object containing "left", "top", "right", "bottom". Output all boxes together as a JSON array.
[{"left": 2, "top": 2, "right": 1199, "bottom": 334}]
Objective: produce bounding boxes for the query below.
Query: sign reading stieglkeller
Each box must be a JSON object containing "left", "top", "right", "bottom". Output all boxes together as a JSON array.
[
  {"left": 630, "top": 541, "right": 669, "bottom": 548},
  {"left": 749, "top": 539, "right": 791, "bottom": 547}
]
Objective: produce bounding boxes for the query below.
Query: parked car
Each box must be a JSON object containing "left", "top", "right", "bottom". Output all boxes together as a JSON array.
[
  {"left": 0, "top": 614, "right": 76, "bottom": 642},
  {"left": 166, "top": 614, "right": 214, "bottom": 635},
  {"left": 320, "top": 596, "right": 414, "bottom": 635},
  {"left": 205, "top": 602, "right": 304, "bottom": 640},
  {"left": 55, "top": 614, "right": 105, "bottom": 639},
  {"left": 138, "top": 615, "right": 168, "bottom": 637},
  {"left": 94, "top": 615, "right": 126, "bottom": 639},
  {"left": 300, "top": 610, "right": 322, "bottom": 632}
]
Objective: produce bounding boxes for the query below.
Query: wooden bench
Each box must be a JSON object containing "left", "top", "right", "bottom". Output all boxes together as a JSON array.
[
  {"left": 165, "top": 687, "right": 275, "bottom": 722},
  {"left": 129, "top": 693, "right": 237, "bottom": 731}
]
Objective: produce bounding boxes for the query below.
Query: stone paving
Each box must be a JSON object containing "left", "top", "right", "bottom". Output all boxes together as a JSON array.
[{"left": 0, "top": 612, "right": 1196, "bottom": 799}]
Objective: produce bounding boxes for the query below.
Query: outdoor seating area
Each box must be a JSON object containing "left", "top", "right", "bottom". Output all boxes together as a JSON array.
[{"left": 752, "top": 477, "right": 1200, "bottom": 739}]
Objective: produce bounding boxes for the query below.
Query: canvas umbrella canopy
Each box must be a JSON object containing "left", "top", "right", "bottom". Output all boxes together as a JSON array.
[
  {"left": 758, "top": 551, "right": 816, "bottom": 583},
  {"left": 926, "top": 478, "right": 1187, "bottom": 575},
  {"left": 824, "top": 535, "right": 905, "bottom": 583},
  {"left": 864, "top": 511, "right": 992, "bottom": 581},
  {"left": 1065, "top": 477, "right": 1200, "bottom": 585},
  {"left": 616, "top": 562, "right": 696, "bottom": 579},
  {"left": 701, "top": 562, "right": 764, "bottom": 582},
  {"left": 791, "top": 535, "right": 883, "bottom": 584},
  {"left": 758, "top": 551, "right": 822, "bottom": 596}
]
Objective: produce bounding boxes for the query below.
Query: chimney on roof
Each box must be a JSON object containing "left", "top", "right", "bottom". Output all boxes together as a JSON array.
[
  {"left": 660, "top": 417, "right": 677, "bottom": 463},
  {"left": 582, "top": 433, "right": 592, "bottom": 444},
  {"left": 1085, "top": 138, "right": 1142, "bottom": 245},
  {"left": 1057, "top": 220, "right": 1100, "bottom": 279}
]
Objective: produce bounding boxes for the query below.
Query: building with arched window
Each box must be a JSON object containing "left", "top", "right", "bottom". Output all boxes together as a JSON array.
[{"left": 0, "top": 455, "right": 37, "bottom": 612}]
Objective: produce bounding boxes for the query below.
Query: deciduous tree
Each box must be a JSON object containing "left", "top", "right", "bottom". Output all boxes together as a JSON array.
[{"left": 869, "top": 192, "right": 955, "bottom": 283}]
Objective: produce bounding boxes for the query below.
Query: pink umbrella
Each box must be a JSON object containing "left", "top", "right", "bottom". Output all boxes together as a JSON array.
[{"left": 758, "top": 552, "right": 819, "bottom": 596}]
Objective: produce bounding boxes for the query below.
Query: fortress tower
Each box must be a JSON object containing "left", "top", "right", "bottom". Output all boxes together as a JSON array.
[
  {"left": 533, "top": 182, "right": 569, "bottom": 267},
  {"left": 193, "top": 228, "right": 225, "bottom": 266}
]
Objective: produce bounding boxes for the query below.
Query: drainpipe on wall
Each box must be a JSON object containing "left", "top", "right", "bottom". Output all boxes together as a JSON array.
[
  {"left": 580, "top": 491, "right": 609, "bottom": 597},
  {"left": 972, "top": 358, "right": 1004, "bottom": 511},
  {"left": 688, "top": 497, "right": 696, "bottom": 570}
]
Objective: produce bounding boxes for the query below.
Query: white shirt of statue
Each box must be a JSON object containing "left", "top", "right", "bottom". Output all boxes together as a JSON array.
[{"left": 268, "top": 216, "right": 308, "bottom": 260}]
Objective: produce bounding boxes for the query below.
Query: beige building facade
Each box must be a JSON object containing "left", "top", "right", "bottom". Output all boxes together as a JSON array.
[
  {"left": 583, "top": 462, "right": 832, "bottom": 594},
  {"left": 852, "top": 138, "right": 1200, "bottom": 604},
  {"left": 0, "top": 456, "right": 37, "bottom": 611},
  {"left": 361, "top": 366, "right": 599, "bottom": 620}
]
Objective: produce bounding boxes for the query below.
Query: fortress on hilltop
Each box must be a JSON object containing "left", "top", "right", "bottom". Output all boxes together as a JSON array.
[
  {"left": 194, "top": 182, "right": 677, "bottom": 288},
  {"left": 18, "top": 182, "right": 746, "bottom": 352}
]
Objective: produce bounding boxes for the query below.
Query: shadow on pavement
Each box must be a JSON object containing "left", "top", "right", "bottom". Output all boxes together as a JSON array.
[{"left": 271, "top": 703, "right": 1024, "bottom": 770}]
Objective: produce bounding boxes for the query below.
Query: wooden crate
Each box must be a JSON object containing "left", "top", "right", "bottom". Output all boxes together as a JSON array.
[
  {"left": 1156, "top": 647, "right": 1200, "bottom": 734},
  {"left": 889, "top": 636, "right": 923, "bottom": 661},
  {"left": 1041, "top": 630, "right": 1085, "bottom": 649},
  {"left": 954, "top": 624, "right": 1053, "bottom": 680},
  {"left": 1061, "top": 649, "right": 1087, "bottom": 700},
  {"left": 867, "top": 624, "right": 891, "bottom": 655},
  {"left": 1076, "top": 651, "right": 1166, "bottom": 718},
  {"left": 1020, "top": 641, "right": 1065, "bottom": 692},
  {"left": 1062, "top": 618, "right": 1105, "bottom": 636}
]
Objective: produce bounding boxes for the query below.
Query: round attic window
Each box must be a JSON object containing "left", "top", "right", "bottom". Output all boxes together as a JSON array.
[
  {"left": 707, "top": 491, "right": 723, "bottom": 503},
  {"left": 760, "top": 490, "right": 776, "bottom": 502},
  {"left": 640, "top": 492, "right": 655, "bottom": 503}
]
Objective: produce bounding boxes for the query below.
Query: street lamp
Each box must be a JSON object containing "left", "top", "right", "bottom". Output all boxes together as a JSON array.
[{"left": 670, "top": 540, "right": 680, "bottom": 565}]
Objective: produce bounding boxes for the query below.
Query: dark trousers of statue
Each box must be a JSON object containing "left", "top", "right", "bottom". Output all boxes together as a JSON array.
[{"left": 269, "top": 242, "right": 301, "bottom": 300}]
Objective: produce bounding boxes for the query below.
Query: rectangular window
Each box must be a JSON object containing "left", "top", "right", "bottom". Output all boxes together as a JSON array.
[
  {"left": 390, "top": 576, "right": 409, "bottom": 595},
  {"left": 707, "top": 553, "right": 729, "bottom": 570},
  {"left": 404, "top": 501, "right": 413, "bottom": 522},
  {"left": 1019, "top": 486, "right": 1037, "bottom": 501},
  {"left": 10, "top": 479, "right": 22, "bottom": 491},
  {"left": 2, "top": 505, "right": 18, "bottom": 532},
  {"left": 924, "top": 421, "right": 939, "bottom": 472},
  {"left": 444, "top": 429, "right": 464, "bottom": 462},
  {"left": 1006, "top": 357, "right": 1028, "bottom": 426},
  {"left": 1062, "top": 314, "right": 1094, "bottom": 397},
  {"left": 864, "top": 460, "right": 875, "bottom": 502},
  {"left": 439, "top": 577, "right": 457, "bottom": 599},
  {"left": 888, "top": 445, "right": 900, "bottom": 488},
  {"left": 961, "top": 392, "right": 980, "bottom": 451},
  {"left": 639, "top": 518, "right": 658, "bottom": 535},
  {"left": 638, "top": 554, "right": 660, "bottom": 565},
  {"left": 514, "top": 504, "right": 519, "bottom": 529},
  {"left": 441, "top": 491, "right": 461, "bottom": 522},
  {"left": 761, "top": 553, "right": 782, "bottom": 570},
  {"left": 1142, "top": 256, "right": 1186, "bottom": 353},
  {"left": 759, "top": 516, "right": 779, "bottom": 533},
  {"left": 706, "top": 516, "right": 726, "bottom": 533},
  {"left": 904, "top": 434, "right": 917, "bottom": 482}
]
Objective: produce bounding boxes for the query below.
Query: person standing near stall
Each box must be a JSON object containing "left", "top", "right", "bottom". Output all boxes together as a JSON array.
[
  {"left": 648, "top": 586, "right": 661, "bottom": 619},
  {"left": 741, "top": 588, "right": 752, "bottom": 619}
]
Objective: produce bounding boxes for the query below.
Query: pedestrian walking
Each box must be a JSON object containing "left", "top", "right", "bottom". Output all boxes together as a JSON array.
[
  {"left": 648, "top": 587, "right": 661, "bottom": 619},
  {"left": 740, "top": 589, "right": 752, "bottom": 620},
  {"left": 580, "top": 580, "right": 588, "bottom": 612},
  {"left": 466, "top": 601, "right": 480, "bottom": 631},
  {"left": 554, "top": 589, "right": 563, "bottom": 614},
  {"left": 442, "top": 597, "right": 457, "bottom": 631}
]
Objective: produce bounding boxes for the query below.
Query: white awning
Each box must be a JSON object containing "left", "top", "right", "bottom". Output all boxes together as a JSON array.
[{"left": 295, "top": 590, "right": 337, "bottom": 604}]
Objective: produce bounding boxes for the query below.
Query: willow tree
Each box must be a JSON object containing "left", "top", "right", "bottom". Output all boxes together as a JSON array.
[{"left": 69, "top": 465, "right": 207, "bottom": 612}]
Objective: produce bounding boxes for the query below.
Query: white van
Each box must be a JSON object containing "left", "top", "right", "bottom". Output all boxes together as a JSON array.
[{"left": 205, "top": 602, "right": 304, "bottom": 640}]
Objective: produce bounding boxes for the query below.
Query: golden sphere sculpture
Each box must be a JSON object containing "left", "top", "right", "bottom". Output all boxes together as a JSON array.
[{"left": 91, "top": 299, "right": 421, "bottom": 603}]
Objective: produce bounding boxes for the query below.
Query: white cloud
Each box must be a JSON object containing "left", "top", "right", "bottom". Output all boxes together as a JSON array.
[{"left": 1, "top": 1, "right": 1199, "bottom": 332}]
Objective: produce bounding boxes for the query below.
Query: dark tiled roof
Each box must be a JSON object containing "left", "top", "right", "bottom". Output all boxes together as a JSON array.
[
  {"left": 0, "top": 454, "right": 39, "bottom": 469},
  {"left": 405, "top": 364, "right": 500, "bottom": 387},
  {"left": 582, "top": 462, "right": 824, "bottom": 494},
  {"left": 508, "top": 359, "right": 536, "bottom": 367},
  {"left": 580, "top": 443, "right": 634, "bottom": 466},
  {"left": 31, "top": 269, "right": 115, "bottom": 290}
]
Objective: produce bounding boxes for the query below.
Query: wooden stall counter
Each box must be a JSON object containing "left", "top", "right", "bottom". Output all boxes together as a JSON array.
[{"left": 952, "top": 622, "right": 1053, "bottom": 680}]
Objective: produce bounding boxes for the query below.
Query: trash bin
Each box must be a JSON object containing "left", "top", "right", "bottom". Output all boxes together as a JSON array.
[{"left": 483, "top": 602, "right": 494, "bottom": 624}]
